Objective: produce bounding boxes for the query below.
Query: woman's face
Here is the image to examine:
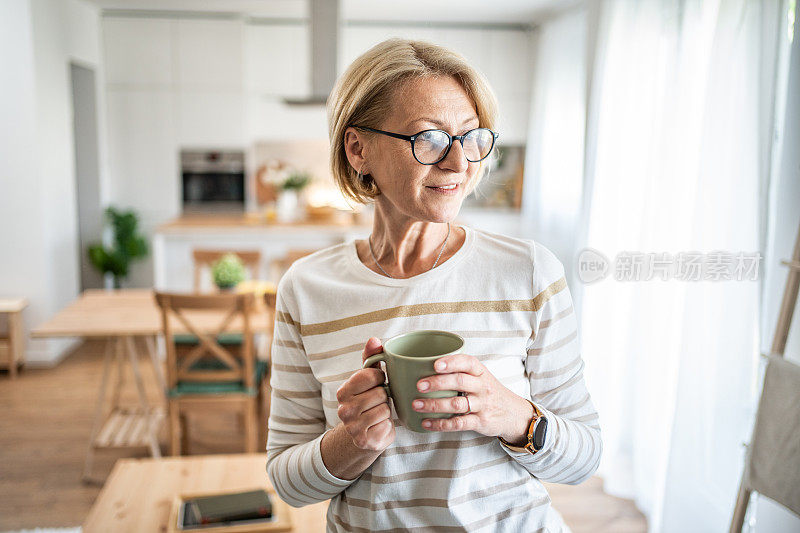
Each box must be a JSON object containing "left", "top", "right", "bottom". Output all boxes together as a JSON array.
[{"left": 358, "top": 75, "right": 481, "bottom": 223}]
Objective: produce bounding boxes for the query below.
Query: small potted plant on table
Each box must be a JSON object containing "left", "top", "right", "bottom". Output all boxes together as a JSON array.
[{"left": 211, "top": 253, "right": 246, "bottom": 291}]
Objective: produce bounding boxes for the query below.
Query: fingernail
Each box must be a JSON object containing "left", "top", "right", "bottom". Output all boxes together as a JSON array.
[
  {"left": 418, "top": 381, "right": 429, "bottom": 391},
  {"left": 435, "top": 361, "right": 446, "bottom": 371},
  {"left": 413, "top": 400, "right": 423, "bottom": 409},
  {"left": 422, "top": 420, "right": 432, "bottom": 428}
]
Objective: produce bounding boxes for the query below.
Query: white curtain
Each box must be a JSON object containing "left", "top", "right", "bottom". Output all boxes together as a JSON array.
[
  {"left": 578, "top": 1, "right": 778, "bottom": 531},
  {"left": 521, "top": 7, "right": 588, "bottom": 291}
]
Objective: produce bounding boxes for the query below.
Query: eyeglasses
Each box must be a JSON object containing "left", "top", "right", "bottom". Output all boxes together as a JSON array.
[{"left": 352, "top": 125, "right": 500, "bottom": 165}]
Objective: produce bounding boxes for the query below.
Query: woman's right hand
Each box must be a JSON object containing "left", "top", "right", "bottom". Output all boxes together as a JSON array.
[{"left": 335, "top": 337, "right": 396, "bottom": 452}]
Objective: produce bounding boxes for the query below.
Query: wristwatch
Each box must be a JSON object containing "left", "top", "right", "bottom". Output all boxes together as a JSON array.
[{"left": 498, "top": 399, "right": 548, "bottom": 454}]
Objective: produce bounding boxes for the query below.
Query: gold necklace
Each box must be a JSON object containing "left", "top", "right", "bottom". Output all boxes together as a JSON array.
[{"left": 368, "top": 223, "right": 451, "bottom": 279}]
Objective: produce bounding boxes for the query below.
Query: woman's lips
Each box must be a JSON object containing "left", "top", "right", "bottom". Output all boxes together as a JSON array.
[{"left": 425, "top": 183, "right": 460, "bottom": 195}]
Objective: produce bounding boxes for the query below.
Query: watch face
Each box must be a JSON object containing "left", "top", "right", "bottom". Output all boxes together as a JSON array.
[{"left": 533, "top": 417, "right": 548, "bottom": 450}]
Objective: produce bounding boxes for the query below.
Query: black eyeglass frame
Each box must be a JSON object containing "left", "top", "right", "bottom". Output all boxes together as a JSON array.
[{"left": 351, "top": 125, "right": 500, "bottom": 165}]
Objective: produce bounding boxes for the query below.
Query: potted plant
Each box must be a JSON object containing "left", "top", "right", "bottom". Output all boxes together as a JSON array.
[
  {"left": 211, "top": 253, "right": 246, "bottom": 291},
  {"left": 88, "top": 206, "right": 149, "bottom": 289},
  {"left": 276, "top": 170, "right": 311, "bottom": 223}
]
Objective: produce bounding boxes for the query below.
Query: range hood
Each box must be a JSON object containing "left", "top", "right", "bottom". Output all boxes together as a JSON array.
[{"left": 284, "top": 0, "right": 339, "bottom": 106}]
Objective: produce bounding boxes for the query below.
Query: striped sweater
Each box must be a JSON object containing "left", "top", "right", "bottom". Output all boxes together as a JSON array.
[{"left": 266, "top": 225, "right": 602, "bottom": 532}]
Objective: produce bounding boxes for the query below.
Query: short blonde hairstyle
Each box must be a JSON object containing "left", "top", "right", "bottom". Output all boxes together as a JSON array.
[{"left": 327, "top": 38, "right": 499, "bottom": 205}]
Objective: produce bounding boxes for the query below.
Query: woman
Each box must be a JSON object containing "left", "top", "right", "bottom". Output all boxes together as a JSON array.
[{"left": 266, "top": 38, "right": 602, "bottom": 532}]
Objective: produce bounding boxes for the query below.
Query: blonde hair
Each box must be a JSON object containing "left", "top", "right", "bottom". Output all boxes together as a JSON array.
[{"left": 327, "top": 38, "right": 499, "bottom": 205}]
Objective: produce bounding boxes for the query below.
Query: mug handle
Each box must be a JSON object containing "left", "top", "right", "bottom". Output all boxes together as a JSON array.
[{"left": 363, "top": 353, "right": 391, "bottom": 398}]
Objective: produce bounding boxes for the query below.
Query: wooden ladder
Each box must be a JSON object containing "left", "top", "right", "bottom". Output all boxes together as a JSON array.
[{"left": 729, "top": 221, "right": 800, "bottom": 532}]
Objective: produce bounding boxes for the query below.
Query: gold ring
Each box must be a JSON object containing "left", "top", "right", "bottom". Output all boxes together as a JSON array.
[{"left": 464, "top": 393, "right": 472, "bottom": 415}]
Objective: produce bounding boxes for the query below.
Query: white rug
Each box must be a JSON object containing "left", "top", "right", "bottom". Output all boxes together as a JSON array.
[{"left": 4, "top": 529, "right": 81, "bottom": 533}]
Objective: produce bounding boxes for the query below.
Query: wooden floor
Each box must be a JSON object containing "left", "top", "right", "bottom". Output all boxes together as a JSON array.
[{"left": 0, "top": 340, "right": 647, "bottom": 531}]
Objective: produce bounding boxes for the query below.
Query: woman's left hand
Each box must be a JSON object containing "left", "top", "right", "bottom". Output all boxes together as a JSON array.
[{"left": 413, "top": 354, "right": 534, "bottom": 443}]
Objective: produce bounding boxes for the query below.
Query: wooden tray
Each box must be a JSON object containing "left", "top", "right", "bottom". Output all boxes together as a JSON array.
[{"left": 167, "top": 487, "right": 292, "bottom": 533}]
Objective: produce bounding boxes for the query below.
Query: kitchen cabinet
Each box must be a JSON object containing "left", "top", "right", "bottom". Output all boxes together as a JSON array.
[
  {"left": 176, "top": 90, "right": 245, "bottom": 147},
  {"left": 244, "top": 23, "right": 310, "bottom": 97},
  {"left": 176, "top": 19, "right": 244, "bottom": 90},
  {"left": 103, "top": 18, "right": 174, "bottom": 87},
  {"left": 174, "top": 19, "right": 246, "bottom": 146}
]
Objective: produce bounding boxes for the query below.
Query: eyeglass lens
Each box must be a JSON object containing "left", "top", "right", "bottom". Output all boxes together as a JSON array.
[{"left": 414, "top": 128, "right": 495, "bottom": 164}]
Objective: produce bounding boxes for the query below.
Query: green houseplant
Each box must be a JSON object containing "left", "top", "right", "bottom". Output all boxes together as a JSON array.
[
  {"left": 211, "top": 253, "right": 246, "bottom": 290},
  {"left": 88, "top": 207, "right": 149, "bottom": 289},
  {"left": 281, "top": 170, "right": 311, "bottom": 191}
]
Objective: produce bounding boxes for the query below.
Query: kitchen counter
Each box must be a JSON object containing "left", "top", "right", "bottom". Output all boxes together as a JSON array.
[
  {"left": 153, "top": 212, "right": 372, "bottom": 291},
  {"left": 157, "top": 211, "right": 372, "bottom": 233}
]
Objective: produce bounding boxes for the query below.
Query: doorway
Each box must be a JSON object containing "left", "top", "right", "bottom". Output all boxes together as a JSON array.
[{"left": 70, "top": 62, "right": 103, "bottom": 291}]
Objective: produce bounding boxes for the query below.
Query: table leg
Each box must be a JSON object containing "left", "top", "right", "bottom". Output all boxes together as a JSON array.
[
  {"left": 141, "top": 335, "right": 166, "bottom": 392},
  {"left": 125, "top": 336, "right": 162, "bottom": 458},
  {"left": 110, "top": 337, "right": 125, "bottom": 409},
  {"left": 82, "top": 337, "right": 116, "bottom": 484}
]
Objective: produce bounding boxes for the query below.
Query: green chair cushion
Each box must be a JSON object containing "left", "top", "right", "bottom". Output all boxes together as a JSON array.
[
  {"left": 168, "top": 359, "right": 268, "bottom": 398},
  {"left": 173, "top": 332, "right": 244, "bottom": 345}
]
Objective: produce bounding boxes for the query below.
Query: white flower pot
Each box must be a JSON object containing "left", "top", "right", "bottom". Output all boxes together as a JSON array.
[{"left": 277, "top": 190, "right": 299, "bottom": 223}]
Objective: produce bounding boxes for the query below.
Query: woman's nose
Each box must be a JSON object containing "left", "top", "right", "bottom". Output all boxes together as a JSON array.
[{"left": 437, "top": 139, "right": 469, "bottom": 173}]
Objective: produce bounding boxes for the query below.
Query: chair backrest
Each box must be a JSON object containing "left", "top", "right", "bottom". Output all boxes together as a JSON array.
[
  {"left": 154, "top": 291, "right": 256, "bottom": 390},
  {"left": 269, "top": 248, "right": 317, "bottom": 281},
  {"left": 192, "top": 249, "right": 262, "bottom": 292},
  {"left": 263, "top": 290, "right": 277, "bottom": 330}
]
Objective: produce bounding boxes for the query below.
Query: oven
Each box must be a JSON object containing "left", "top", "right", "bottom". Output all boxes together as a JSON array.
[{"left": 181, "top": 150, "right": 245, "bottom": 213}]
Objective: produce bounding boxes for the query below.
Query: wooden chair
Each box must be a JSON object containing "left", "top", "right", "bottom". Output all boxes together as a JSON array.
[
  {"left": 192, "top": 249, "right": 262, "bottom": 292},
  {"left": 154, "top": 291, "right": 267, "bottom": 455},
  {"left": 262, "top": 291, "right": 278, "bottom": 433},
  {"left": 269, "top": 248, "right": 318, "bottom": 282},
  {"left": 185, "top": 249, "right": 262, "bottom": 349}
]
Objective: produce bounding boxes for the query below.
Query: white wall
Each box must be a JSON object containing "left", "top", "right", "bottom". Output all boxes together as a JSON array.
[
  {"left": 0, "top": 0, "right": 104, "bottom": 365},
  {"left": 0, "top": 0, "right": 47, "bottom": 359}
]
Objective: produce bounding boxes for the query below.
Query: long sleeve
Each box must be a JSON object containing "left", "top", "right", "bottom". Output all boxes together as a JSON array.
[
  {"left": 499, "top": 242, "right": 603, "bottom": 485},
  {"left": 266, "top": 268, "right": 355, "bottom": 507}
]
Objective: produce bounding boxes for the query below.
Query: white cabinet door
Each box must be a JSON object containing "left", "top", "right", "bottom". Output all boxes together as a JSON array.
[
  {"left": 176, "top": 90, "right": 245, "bottom": 147},
  {"left": 176, "top": 19, "right": 244, "bottom": 90},
  {"left": 244, "top": 23, "right": 309, "bottom": 97},
  {"left": 106, "top": 89, "right": 178, "bottom": 215},
  {"left": 103, "top": 18, "right": 174, "bottom": 86}
]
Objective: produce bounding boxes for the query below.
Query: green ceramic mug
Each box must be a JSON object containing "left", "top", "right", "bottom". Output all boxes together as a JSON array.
[{"left": 362, "top": 330, "right": 465, "bottom": 433}]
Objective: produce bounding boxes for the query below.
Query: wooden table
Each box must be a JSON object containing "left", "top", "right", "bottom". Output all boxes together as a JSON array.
[
  {"left": 83, "top": 454, "right": 329, "bottom": 532},
  {"left": 31, "top": 289, "right": 272, "bottom": 338},
  {"left": 30, "top": 289, "right": 274, "bottom": 482}
]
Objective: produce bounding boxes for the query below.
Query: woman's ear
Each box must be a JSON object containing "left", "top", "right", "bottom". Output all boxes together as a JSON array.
[{"left": 343, "top": 127, "right": 368, "bottom": 174}]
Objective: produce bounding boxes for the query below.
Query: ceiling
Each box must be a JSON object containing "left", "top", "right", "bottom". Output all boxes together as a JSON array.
[{"left": 88, "top": 0, "right": 583, "bottom": 24}]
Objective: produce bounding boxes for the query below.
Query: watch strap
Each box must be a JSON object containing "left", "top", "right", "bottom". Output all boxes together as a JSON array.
[{"left": 498, "top": 399, "right": 543, "bottom": 454}]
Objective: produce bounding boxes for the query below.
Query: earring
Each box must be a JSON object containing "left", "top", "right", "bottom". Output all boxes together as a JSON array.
[{"left": 357, "top": 167, "right": 379, "bottom": 195}]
